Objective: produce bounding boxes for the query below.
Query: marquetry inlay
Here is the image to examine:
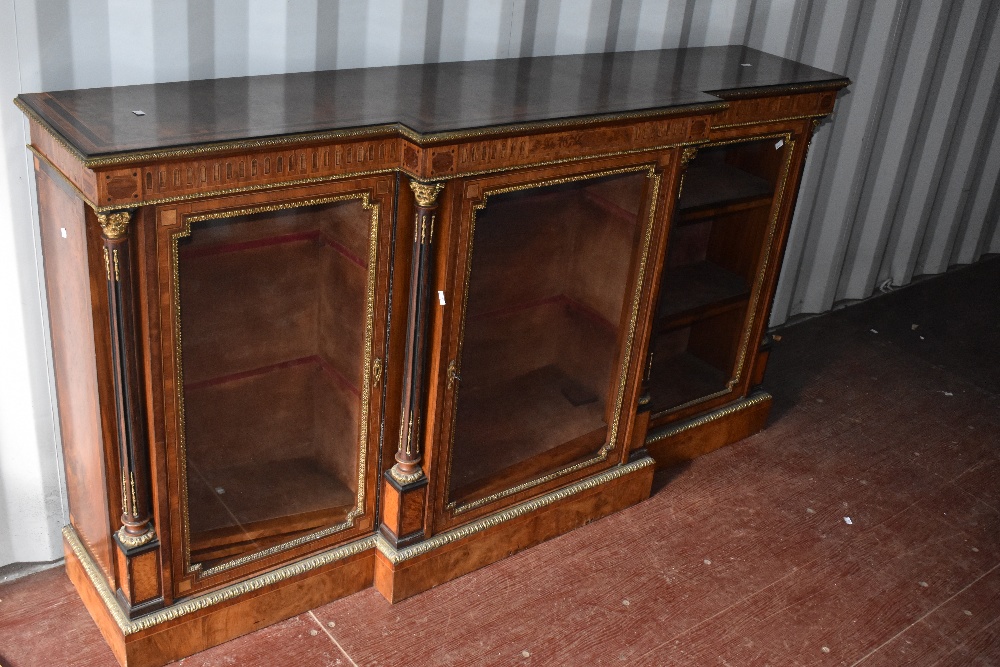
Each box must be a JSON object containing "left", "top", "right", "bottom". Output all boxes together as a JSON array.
[
  {"left": 422, "top": 116, "right": 710, "bottom": 179},
  {"left": 713, "top": 90, "right": 838, "bottom": 128},
  {"left": 138, "top": 139, "right": 401, "bottom": 202}
]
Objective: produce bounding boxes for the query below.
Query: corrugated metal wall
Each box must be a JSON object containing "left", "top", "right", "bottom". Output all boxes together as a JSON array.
[
  {"left": 14, "top": 0, "right": 1000, "bottom": 320},
  {"left": 2, "top": 0, "right": 999, "bottom": 565}
]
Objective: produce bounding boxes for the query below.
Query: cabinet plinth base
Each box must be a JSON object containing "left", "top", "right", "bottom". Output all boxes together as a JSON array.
[
  {"left": 645, "top": 390, "right": 772, "bottom": 468},
  {"left": 373, "top": 457, "right": 655, "bottom": 603},
  {"left": 63, "top": 527, "right": 375, "bottom": 667}
]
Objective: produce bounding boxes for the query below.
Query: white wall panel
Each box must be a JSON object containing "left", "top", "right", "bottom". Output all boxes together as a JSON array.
[
  {"left": 633, "top": 0, "right": 669, "bottom": 51},
  {"left": 756, "top": 0, "right": 798, "bottom": 55},
  {"left": 108, "top": 0, "right": 154, "bottom": 86},
  {"left": 611, "top": 0, "right": 643, "bottom": 52},
  {"left": 956, "top": 116, "right": 1000, "bottom": 265},
  {"left": 883, "top": 1, "right": 987, "bottom": 288},
  {"left": 1, "top": 0, "right": 66, "bottom": 566},
  {"left": 659, "top": 0, "right": 707, "bottom": 49},
  {"left": 917, "top": 7, "right": 1000, "bottom": 276},
  {"left": 211, "top": 0, "right": 249, "bottom": 79},
  {"left": 551, "top": 0, "right": 590, "bottom": 55},
  {"left": 67, "top": 1, "right": 111, "bottom": 88},
  {"left": 435, "top": 0, "right": 473, "bottom": 62},
  {"left": 285, "top": 0, "right": 319, "bottom": 73},
  {"left": 151, "top": 2, "right": 190, "bottom": 83},
  {"left": 769, "top": 0, "right": 858, "bottom": 323},
  {"left": 1, "top": 0, "right": 998, "bottom": 567},
  {"left": 365, "top": 0, "right": 405, "bottom": 67},
  {"left": 186, "top": 1, "right": 216, "bottom": 80},
  {"left": 520, "top": 0, "right": 560, "bottom": 56},
  {"left": 336, "top": 1, "right": 372, "bottom": 70},
  {"left": 840, "top": 0, "right": 948, "bottom": 299},
  {"left": 702, "top": 0, "right": 739, "bottom": 46},
  {"left": 788, "top": 0, "right": 906, "bottom": 315},
  {"left": 247, "top": 1, "right": 287, "bottom": 76}
]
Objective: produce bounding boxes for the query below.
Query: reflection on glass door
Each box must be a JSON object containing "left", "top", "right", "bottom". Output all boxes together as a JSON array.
[
  {"left": 448, "top": 171, "right": 651, "bottom": 510},
  {"left": 175, "top": 197, "right": 374, "bottom": 571}
]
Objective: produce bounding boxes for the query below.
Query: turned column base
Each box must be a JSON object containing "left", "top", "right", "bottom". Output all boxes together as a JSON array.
[{"left": 380, "top": 470, "right": 429, "bottom": 549}]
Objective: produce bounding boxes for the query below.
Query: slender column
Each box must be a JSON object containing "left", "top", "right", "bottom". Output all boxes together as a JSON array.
[
  {"left": 390, "top": 180, "right": 445, "bottom": 485},
  {"left": 98, "top": 211, "right": 156, "bottom": 550}
]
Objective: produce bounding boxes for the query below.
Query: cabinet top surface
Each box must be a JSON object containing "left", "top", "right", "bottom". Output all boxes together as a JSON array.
[{"left": 17, "top": 46, "right": 847, "bottom": 160}]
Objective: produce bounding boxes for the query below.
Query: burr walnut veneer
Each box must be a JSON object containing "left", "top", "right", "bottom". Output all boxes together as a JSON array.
[{"left": 17, "top": 46, "right": 847, "bottom": 667}]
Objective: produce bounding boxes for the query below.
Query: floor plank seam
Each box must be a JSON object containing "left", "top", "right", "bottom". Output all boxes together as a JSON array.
[
  {"left": 930, "top": 610, "right": 1000, "bottom": 666},
  {"left": 308, "top": 611, "right": 358, "bottom": 666},
  {"left": 629, "top": 563, "right": 809, "bottom": 662},
  {"left": 946, "top": 463, "right": 1000, "bottom": 514},
  {"left": 847, "top": 560, "right": 1000, "bottom": 667},
  {"left": 630, "top": 479, "right": 982, "bottom": 664},
  {"left": 949, "top": 482, "right": 1000, "bottom": 516}
]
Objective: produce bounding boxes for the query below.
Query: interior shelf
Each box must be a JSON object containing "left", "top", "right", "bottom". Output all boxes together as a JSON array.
[
  {"left": 658, "top": 261, "right": 750, "bottom": 329},
  {"left": 647, "top": 351, "right": 730, "bottom": 413},
  {"left": 678, "top": 162, "right": 773, "bottom": 218},
  {"left": 188, "top": 457, "right": 355, "bottom": 539},
  {"left": 450, "top": 363, "right": 608, "bottom": 504},
  {"left": 183, "top": 357, "right": 360, "bottom": 563},
  {"left": 582, "top": 187, "right": 642, "bottom": 224}
]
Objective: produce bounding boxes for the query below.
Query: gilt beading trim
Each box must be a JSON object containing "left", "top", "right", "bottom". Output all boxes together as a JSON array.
[
  {"left": 64, "top": 526, "right": 375, "bottom": 635},
  {"left": 713, "top": 112, "right": 831, "bottom": 131},
  {"left": 379, "top": 457, "right": 655, "bottom": 564},
  {"left": 646, "top": 391, "right": 772, "bottom": 443},
  {"left": 388, "top": 466, "right": 426, "bottom": 485},
  {"left": 29, "top": 136, "right": 710, "bottom": 216},
  {"left": 116, "top": 526, "right": 156, "bottom": 549}
]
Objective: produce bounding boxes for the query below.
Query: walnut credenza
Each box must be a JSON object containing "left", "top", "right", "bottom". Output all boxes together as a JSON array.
[{"left": 16, "top": 46, "right": 848, "bottom": 667}]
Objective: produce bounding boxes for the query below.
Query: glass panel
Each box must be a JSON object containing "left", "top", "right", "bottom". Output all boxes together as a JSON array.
[
  {"left": 177, "top": 199, "right": 370, "bottom": 568},
  {"left": 649, "top": 139, "right": 785, "bottom": 414},
  {"left": 449, "top": 172, "right": 647, "bottom": 506}
]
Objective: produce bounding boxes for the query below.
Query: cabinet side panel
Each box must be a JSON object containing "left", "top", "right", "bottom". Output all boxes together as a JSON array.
[{"left": 35, "top": 163, "right": 114, "bottom": 583}]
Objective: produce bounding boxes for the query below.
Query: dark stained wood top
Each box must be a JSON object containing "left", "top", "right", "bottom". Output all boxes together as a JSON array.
[{"left": 16, "top": 46, "right": 848, "bottom": 160}]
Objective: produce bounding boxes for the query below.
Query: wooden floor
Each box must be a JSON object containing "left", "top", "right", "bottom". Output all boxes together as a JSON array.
[{"left": 2, "top": 256, "right": 999, "bottom": 666}]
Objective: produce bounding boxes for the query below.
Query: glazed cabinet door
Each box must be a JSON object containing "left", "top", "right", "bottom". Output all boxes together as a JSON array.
[
  {"left": 155, "top": 175, "right": 394, "bottom": 594},
  {"left": 646, "top": 132, "right": 799, "bottom": 425},
  {"left": 430, "top": 155, "right": 676, "bottom": 529}
]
